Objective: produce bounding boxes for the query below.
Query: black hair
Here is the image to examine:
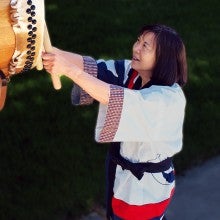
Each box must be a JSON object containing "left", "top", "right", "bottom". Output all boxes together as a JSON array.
[{"left": 139, "top": 24, "right": 187, "bottom": 87}]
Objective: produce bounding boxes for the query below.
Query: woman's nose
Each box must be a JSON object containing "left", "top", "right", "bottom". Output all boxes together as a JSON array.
[{"left": 134, "top": 44, "right": 141, "bottom": 53}]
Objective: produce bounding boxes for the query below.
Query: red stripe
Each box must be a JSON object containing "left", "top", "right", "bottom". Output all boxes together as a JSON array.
[
  {"left": 112, "top": 188, "right": 175, "bottom": 220},
  {"left": 128, "top": 70, "right": 138, "bottom": 89}
]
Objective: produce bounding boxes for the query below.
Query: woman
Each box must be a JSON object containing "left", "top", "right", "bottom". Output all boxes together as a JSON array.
[{"left": 43, "top": 24, "right": 187, "bottom": 220}]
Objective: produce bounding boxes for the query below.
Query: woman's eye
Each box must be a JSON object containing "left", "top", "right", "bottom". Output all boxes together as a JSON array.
[
  {"left": 143, "top": 43, "right": 151, "bottom": 51},
  {"left": 143, "top": 43, "right": 148, "bottom": 49}
]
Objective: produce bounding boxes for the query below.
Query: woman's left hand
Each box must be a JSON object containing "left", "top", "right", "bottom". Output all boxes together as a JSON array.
[
  {"left": 42, "top": 47, "right": 81, "bottom": 79},
  {"left": 42, "top": 47, "right": 110, "bottom": 104}
]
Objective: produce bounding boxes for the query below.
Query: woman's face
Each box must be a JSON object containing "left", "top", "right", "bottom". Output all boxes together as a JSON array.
[{"left": 131, "top": 32, "right": 156, "bottom": 81}]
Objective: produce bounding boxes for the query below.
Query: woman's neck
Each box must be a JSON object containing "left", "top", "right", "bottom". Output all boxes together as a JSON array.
[{"left": 139, "top": 72, "right": 151, "bottom": 87}]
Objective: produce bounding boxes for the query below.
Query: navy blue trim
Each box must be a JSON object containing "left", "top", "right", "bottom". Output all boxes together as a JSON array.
[
  {"left": 97, "top": 60, "right": 125, "bottom": 86},
  {"left": 71, "top": 84, "right": 81, "bottom": 105},
  {"left": 106, "top": 145, "right": 118, "bottom": 219},
  {"left": 97, "top": 62, "right": 118, "bottom": 84},
  {"left": 114, "top": 60, "right": 125, "bottom": 86}
]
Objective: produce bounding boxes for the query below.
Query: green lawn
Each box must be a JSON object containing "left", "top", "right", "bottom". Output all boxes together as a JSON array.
[{"left": 0, "top": 0, "right": 219, "bottom": 219}]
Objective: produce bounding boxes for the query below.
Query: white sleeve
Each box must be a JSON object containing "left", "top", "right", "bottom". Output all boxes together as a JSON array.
[{"left": 95, "top": 84, "right": 186, "bottom": 144}]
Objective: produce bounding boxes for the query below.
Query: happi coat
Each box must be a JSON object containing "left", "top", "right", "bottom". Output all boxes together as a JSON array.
[{"left": 71, "top": 56, "right": 186, "bottom": 220}]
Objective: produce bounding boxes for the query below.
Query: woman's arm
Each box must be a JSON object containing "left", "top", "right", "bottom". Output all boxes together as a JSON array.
[
  {"left": 48, "top": 47, "right": 84, "bottom": 70},
  {"left": 42, "top": 48, "right": 110, "bottom": 105}
]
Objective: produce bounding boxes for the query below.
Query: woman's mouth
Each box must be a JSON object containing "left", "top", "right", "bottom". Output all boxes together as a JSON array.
[{"left": 132, "top": 56, "right": 140, "bottom": 61}]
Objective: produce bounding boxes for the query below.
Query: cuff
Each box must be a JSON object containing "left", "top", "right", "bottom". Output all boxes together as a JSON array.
[
  {"left": 98, "top": 85, "right": 124, "bottom": 142},
  {"left": 71, "top": 56, "right": 98, "bottom": 105}
]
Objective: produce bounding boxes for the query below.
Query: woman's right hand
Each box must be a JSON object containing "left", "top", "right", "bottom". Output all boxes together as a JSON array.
[{"left": 42, "top": 47, "right": 84, "bottom": 79}]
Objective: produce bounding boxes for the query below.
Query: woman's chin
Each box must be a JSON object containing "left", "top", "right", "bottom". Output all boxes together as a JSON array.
[
  {"left": 131, "top": 61, "right": 137, "bottom": 69},
  {"left": 131, "top": 63, "right": 139, "bottom": 72}
]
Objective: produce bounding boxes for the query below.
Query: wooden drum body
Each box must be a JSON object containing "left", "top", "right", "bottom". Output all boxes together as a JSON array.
[
  {"left": 0, "top": 0, "right": 61, "bottom": 110},
  {"left": 0, "top": 0, "right": 45, "bottom": 77}
]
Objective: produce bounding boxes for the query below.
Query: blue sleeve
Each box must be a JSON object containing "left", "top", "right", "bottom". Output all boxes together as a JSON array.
[
  {"left": 71, "top": 56, "right": 97, "bottom": 105},
  {"left": 97, "top": 59, "right": 127, "bottom": 86},
  {"left": 71, "top": 57, "right": 131, "bottom": 105}
]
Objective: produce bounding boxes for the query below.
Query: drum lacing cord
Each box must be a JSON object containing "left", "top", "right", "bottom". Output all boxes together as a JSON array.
[
  {"left": 10, "top": 0, "right": 19, "bottom": 25},
  {"left": 9, "top": 55, "right": 20, "bottom": 75},
  {"left": 9, "top": 0, "right": 20, "bottom": 74}
]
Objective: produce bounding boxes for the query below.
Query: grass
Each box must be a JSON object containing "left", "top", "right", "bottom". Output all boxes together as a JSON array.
[{"left": 0, "top": 0, "right": 219, "bottom": 219}]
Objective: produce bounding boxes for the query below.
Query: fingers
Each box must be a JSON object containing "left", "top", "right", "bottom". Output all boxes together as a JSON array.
[
  {"left": 42, "top": 52, "right": 55, "bottom": 73},
  {"left": 42, "top": 52, "right": 55, "bottom": 61}
]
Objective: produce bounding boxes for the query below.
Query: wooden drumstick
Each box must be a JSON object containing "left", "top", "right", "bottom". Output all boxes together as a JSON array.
[
  {"left": 43, "top": 23, "right": 62, "bottom": 90},
  {"left": 36, "top": 55, "right": 43, "bottom": 71}
]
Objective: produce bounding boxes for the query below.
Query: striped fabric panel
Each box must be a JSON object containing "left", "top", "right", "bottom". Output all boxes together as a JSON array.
[
  {"left": 112, "top": 188, "right": 175, "bottom": 220},
  {"left": 79, "top": 56, "right": 98, "bottom": 105},
  {"left": 127, "top": 70, "right": 138, "bottom": 89},
  {"left": 99, "top": 85, "right": 124, "bottom": 142}
]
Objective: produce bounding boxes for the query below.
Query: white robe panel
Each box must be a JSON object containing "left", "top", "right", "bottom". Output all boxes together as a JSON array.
[{"left": 96, "top": 83, "right": 186, "bottom": 160}]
